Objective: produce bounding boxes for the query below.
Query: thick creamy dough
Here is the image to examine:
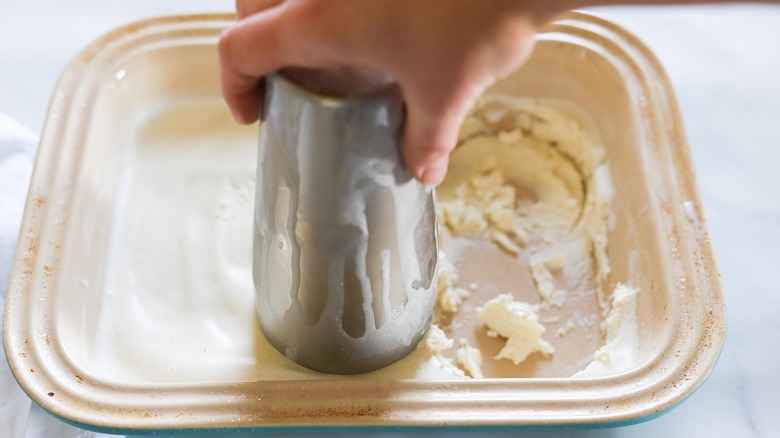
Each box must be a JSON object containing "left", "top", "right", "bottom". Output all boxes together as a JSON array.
[
  {"left": 572, "top": 283, "right": 639, "bottom": 378},
  {"left": 434, "top": 95, "right": 639, "bottom": 378},
  {"left": 456, "top": 338, "right": 484, "bottom": 379},
  {"left": 477, "top": 294, "right": 554, "bottom": 365},
  {"left": 86, "top": 96, "right": 639, "bottom": 383}
]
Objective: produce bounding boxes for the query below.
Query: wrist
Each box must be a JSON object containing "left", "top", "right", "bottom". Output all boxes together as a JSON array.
[{"left": 511, "top": 0, "right": 591, "bottom": 26}]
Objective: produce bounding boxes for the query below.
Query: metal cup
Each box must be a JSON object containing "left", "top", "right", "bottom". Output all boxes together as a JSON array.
[{"left": 253, "top": 73, "right": 438, "bottom": 374}]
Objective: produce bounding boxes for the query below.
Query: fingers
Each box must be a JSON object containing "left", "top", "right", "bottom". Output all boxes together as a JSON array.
[
  {"left": 400, "top": 83, "right": 482, "bottom": 186},
  {"left": 236, "top": 0, "right": 284, "bottom": 20},
  {"left": 219, "top": 9, "right": 289, "bottom": 124}
]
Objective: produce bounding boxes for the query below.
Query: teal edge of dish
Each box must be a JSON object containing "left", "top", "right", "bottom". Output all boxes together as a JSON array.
[
  {"left": 41, "top": 400, "right": 692, "bottom": 437},
  {"left": 32, "top": 340, "right": 724, "bottom": 437},
  {"left": 21, "top": 324, "right": 726, "bottom": 436}
]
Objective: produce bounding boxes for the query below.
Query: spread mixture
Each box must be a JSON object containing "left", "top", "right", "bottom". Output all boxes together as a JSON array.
[
  {"left": 81, "top": 96, "right": 639, "bottom": 383},
  {"left": 431, "top": 95, "right": 639, "bottom": 378}
]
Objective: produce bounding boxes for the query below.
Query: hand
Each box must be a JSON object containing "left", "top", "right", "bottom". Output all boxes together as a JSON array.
[{"left": 219, "top": 0, "right": 568, "bottom": 185}]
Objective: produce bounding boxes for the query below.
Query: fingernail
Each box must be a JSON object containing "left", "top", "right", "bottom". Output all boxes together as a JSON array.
[
  {"left": 421, "top": 157, "right": 448, "bottom": 186},
  {"left": 232, "top": 110, "right": 246, "bottom": 124}
]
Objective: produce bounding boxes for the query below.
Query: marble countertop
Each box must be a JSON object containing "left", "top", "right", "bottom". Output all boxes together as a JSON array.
[{"left": 1, "top": 1, "right": 778, "bottom": 437}]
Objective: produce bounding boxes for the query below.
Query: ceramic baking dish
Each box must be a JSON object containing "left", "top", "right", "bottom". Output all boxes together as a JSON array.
[{"left": 3, "top": 12, "right": 725, "bottom": 433}]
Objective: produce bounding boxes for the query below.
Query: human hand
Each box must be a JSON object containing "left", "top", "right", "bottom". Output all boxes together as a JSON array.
[{"left": 219, "top": 0, "right": 569, "bottom": 185}]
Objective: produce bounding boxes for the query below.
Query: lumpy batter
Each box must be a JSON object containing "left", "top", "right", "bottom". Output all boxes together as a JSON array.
[
  {"left": 87, "top": 96, "right": 637, "bottom": 383},
  {"left": 434, "top": 95, "right": 638, "bottom": 378}
]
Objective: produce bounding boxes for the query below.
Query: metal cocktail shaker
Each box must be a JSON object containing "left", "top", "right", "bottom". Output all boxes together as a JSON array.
[{"left": 252, "top": 72, "right": 438, "bottom": 374}]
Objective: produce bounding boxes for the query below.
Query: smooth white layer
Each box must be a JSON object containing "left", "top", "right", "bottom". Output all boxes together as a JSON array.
[{"left": 92, "top": 99, "right": 461, "bottom": 382}]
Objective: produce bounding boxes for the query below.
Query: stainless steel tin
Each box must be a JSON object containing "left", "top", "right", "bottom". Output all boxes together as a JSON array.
[{"left": 253, "top": 74, "right": 439, "bottom": 374}]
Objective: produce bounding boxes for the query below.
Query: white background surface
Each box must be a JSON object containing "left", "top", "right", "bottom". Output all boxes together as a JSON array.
[{"left": 1, "top": 1, "right": 779, "bottom": 437}]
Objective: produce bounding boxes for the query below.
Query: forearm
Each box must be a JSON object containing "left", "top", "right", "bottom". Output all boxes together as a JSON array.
[
  {"left": 558, "top": 0, "right": 777, "bottom": 11},
  {"left": 566, "top": 0, "right": 775, "bottom": 6}
]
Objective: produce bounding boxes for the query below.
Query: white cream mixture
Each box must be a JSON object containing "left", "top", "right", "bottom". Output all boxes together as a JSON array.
[
  {"left": 477, "top": 294, "right": 554, "bottom": 365},
  {"left": 434, "top": 96, "right": 639, "bottom": 378},
  {"left": 87, "top": 96, "right": 638, "bottom": 384}
]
